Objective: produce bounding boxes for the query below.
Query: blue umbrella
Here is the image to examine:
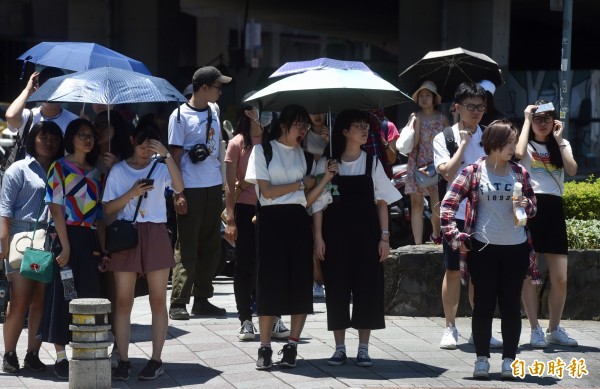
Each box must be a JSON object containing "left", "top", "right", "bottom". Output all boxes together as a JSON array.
[
  {"left": 27, "top": 67, "right": 184, "bottom": 105},
  {"left": 269, "top": 57, "right": 372, "bottom": 78},
  {"left": 18, "top": 42, "right": 151, "bottom": 77}
]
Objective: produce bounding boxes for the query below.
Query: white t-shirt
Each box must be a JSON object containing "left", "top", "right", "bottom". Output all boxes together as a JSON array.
[
  {"left": 433, "top": 123, "right": 485, "bottom": 219},
  {"left": 102, "top": 160, "right": 172, "bottom": 223},
  {"left": 311, "top": 152, "right": 401, "bottom": 214},
  {"left": 245, "top": 140, "right": 309, "bottom": 207},
  {"left": 304, "top": 130, "right": 327, "bottom": 158},
  {"left": 10, "top": 106, "right": 78, "bottom": 135},
  {"left": 167, "top": 103, "right": 222, "bottom": 188},
  {"left": 474, "top": 164, "right": 526, "bottom": 245},
  {"left": 519, "top": 140, "right": 569, "bottom": 197}
]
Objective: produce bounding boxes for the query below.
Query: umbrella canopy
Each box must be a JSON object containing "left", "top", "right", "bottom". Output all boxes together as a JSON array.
[
  {"left": 270, "top": 58, "right": 372, "bottom": 78},
  {"left": 398, "top": 47, "right": 503, "bottom": 102},
  {"left": 27, "top": 67, "right": 185, "bottom": 105},
  {"left": 245, "top": 68, "right": 410, "bottom": 113},
  {"left": 18, "top": 42, "right": 151, "bottom": 75}
]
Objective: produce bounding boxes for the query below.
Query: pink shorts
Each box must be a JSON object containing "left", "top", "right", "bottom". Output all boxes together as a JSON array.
[{"left": 108, "top": 222, "right": 174, "bottom": 274}]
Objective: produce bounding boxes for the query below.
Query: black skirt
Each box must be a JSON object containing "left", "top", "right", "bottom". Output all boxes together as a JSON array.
[
  {"left": 527, "top": 194, "right": 568, "bottom": 255},
  {"left": 38, "top": 226, "right": 101, "bottom": 346}
]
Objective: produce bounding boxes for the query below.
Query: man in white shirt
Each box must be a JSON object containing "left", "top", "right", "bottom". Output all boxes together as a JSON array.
[
  {"left": 6, "top": 67, "right": 78, "bottom": 136},
  {"left": 168, "top": 66, "right": 232, "bottom": 320},
  {"left": 433, "top": 82, "right": 503, "bottom": 350}
]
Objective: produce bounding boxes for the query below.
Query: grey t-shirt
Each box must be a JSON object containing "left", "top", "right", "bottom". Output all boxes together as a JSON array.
[{"left": 473, "top": 164, "right": 526, "bottom": 245}]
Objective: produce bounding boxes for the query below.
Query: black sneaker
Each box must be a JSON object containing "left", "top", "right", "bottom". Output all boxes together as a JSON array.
[
  {"left": 24, "top": 350, "right": 46, "bottom": 372},
  {"left": 138, "top": 359, "right": 164, "bottom": 380},
  {"left": 191, "top": 299, "right": 226, "bottom": 316},
  {"left": 169, "top": 305, "right": 190, "bottom": 320},
  {"left": 54, "top": 359, "right": 69, "bottom": 380},
  {"left": 278, "top": 344, "right": 297, "bottom": 368},
  {"left": 2, "top": 351, "right": 19, "bottom": 373},
  {"left": 113, "top": 360, "right": 131, "bottom": 381},
  {"left": 256, "top": 347, "right": 273, "bottom": 370}
]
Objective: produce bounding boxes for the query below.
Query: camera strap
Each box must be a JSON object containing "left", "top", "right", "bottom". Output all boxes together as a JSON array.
[
  {"left": 131, "top": 159, "right": 159, "bottom": 222},
  {"left": 205, "top": 104, "right": 212, "bottom": 144}
]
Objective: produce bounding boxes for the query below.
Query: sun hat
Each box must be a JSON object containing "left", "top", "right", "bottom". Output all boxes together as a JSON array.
[
  {"left": 478, "top": 79, "right": 496, "bottom": 95},
  {"left": 412, "top": 80, "right": 441, "bottom": 105}
]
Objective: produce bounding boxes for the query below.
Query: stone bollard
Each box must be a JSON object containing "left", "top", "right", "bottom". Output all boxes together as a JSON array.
[{"left": 68, "top": 298, "right": 112, "bottom": 389}]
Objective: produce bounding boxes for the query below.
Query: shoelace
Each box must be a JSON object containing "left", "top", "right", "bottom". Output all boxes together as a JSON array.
[
  {"left": 273, "top": 320, "right": 289, "bottom": 332},
  {"left": 240, "top": 321, "right": 255, "bottom": 333},
  {"left": 332, "top": 350, "right": 345, "bottom": 359},
  {"left": 357, "top": 350, "right": 369, "bottom": 359}
]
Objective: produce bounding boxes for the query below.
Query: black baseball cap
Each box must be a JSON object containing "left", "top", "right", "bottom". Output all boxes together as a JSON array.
[{"left": 192, "top": 66, "right": 232, "bottom": 86}]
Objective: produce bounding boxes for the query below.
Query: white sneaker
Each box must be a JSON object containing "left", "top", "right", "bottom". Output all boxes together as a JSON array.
[
  {"left": 530, "top": 325, "right": 548, "bottom": 348},
  {"left": 271, "top": 317, "right": 290, "bottom": 339},
  {"left": 312, "top": 283, "right": 325, "bottom": 298},
  {"left": 439, "top": 326, "right": 458, "bottom": 349},
  {"left": 546, "top": 326, "right": 578, "bottom": 346},
  {"left": 473, "top": 356, "right": 490, "bottom": 379},
  {"left": 467, "top": 333, "right": 504, "bottom": 348},
  {"left": 238, "top": 319, "right": 256, "bottom": 341},
  {"left": 501, "top": 358, "right": 516, "bottom": 380}
]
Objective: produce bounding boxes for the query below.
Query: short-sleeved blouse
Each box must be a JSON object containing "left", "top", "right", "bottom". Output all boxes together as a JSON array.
[{"left": 45, "top": 157, "right": 102, "bottom": 228}]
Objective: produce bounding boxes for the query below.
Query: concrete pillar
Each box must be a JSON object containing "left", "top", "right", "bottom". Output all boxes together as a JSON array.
[{"left": 68, "top": 298, "right": 112, "bottom": 389}]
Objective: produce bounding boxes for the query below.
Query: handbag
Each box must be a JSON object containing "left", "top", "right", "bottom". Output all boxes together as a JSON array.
[
  {"left": 397, "top": 116, "right": 416, "bottom": 155},
  {"left": 8, "top": 227, "right": 46, "bottom": 270},
  {"left": 415, "top": 162, "right": 439, "bottom": 189},
  {"left": 220, "top": 180, "right": 252, "bottom": 222},
  {"left": 105, "top": 160, "right": 158, "bottom": 253},
  {"left": 19, "top": 198, "right": 54, "bottom": 283}
]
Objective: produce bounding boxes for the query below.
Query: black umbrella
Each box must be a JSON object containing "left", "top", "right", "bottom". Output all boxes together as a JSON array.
[{"left": 399, "top": 47, "right": 503, "bottom": 102}]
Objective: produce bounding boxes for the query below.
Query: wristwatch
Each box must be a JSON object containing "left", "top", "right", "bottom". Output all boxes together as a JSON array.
[
  {"left": 298, "top": 179, "right": 305, "bottom": 191},
  {"left": 163, "top": 152, "right": 171, "bottom": 159}
]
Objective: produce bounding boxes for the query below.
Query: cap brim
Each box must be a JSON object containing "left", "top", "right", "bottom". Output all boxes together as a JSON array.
[{"left": 217, "top": 75, "right": 232, "bottom": 84}]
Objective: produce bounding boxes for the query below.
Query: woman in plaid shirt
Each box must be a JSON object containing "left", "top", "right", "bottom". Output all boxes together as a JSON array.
[{"left": 440, "top": 120, "right": 537, "bottom": 380}]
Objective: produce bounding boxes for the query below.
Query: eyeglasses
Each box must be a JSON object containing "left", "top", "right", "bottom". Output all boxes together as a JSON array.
[
  {"left": 532, "top": 115, "right": 553, "bottom": 124},
  {"left": 208, "top": 84, "right": 222, "bottom": 91},
  {"left": 76, "top": 133, "right": 97, "bottom": 142},
  {"left": 462, "top": 104, "right": 486, "bottom": 112},
  {"left": 351, "top": 122, "right": 370, "bottom": 130},
  {"left": 293, "top": 122, "right": 311, "bottom": 131}
]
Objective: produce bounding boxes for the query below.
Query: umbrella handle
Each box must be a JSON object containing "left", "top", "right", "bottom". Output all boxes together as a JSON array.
[{"left": 19, "top": 56, "right": 32, "bottom": 81}]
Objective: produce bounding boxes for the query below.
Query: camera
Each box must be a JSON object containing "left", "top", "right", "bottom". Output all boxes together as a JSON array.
[{"left": 188, "top": 143, "right": 210, "bottom": 163}]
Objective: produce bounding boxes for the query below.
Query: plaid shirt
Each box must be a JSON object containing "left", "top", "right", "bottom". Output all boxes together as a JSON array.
[{"left": 440, "top": 157, "right": 541, "bottom": 286}]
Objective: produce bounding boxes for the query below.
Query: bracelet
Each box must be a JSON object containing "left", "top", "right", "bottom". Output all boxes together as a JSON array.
[
  {"left": 381, "top": 230, "right": 390, "bottom": 236},
  {"left": 559, "top": 144, "right": 566, "bottom": 148}
]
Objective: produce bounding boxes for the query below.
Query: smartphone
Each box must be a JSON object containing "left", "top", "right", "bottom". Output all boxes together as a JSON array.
[{"left": 140, "top": 179, "right": 154, "bottom": 186}]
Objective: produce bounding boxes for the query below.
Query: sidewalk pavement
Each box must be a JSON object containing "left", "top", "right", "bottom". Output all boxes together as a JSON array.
[{"left": 1, "top": 277, "right": 600, "bottom": 388}]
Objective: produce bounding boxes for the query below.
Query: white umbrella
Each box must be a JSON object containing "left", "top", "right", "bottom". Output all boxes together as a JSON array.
[{"left": 244, "top": 68, "right": 410, "bottom": 113}]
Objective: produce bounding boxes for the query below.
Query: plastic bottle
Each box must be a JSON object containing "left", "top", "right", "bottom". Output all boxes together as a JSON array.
[
  {"left": 60, "top": 265, "right": 78, "bottom": 301},
  {"left": 512, "top": 183, "right": 527, "bottom": 227}
]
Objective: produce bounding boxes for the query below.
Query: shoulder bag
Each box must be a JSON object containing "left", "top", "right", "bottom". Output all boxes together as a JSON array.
[
  {"left": 19, "top": 197, "right": 54, "bottom": 283},
  {"left": 105, "top": 160, "right": 158, "bottom": 253},
  {"left": 396, "top": 115, "right": 416, "bottom": 155}
]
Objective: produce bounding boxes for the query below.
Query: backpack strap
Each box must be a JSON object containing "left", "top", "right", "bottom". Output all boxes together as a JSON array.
[
  {"left": 262, "top": 140, "right": 273, "bottom": 168},
  {"left": 380, "top": 118, "right": 389, "bottom": 139},
  {"left": 365, "top": 153, "right": 374, "bottom": 177},
  {"left": 303, "top": 150, "right": 314, "bottom": 176},
  {"left": 442, "top": 126, "right": 458, "bottom": 158}
]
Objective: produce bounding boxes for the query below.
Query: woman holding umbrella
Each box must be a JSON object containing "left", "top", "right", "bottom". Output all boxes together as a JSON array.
[
  {"left": 39, "top": 118, "right": 106, "bottom": 380},
  {"left": 245, "top": 104, "right": 337, "bottom": 370},
  {"left": 312, "top": 109, "right": 400, "bottom": 367}
]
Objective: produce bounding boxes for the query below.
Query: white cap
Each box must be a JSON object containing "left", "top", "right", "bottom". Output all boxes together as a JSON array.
[{"left": 479, "top": 80, "right": 496, "bottom": 95}]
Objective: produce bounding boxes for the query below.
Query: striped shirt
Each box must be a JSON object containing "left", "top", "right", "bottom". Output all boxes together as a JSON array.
[{"left": 0, "top": 155, "right": 50, "bottom": 222}]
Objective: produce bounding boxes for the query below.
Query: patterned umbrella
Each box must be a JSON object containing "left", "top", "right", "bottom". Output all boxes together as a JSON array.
[{"left": 27, "top": 67, "right": 185, "bottom": 105}]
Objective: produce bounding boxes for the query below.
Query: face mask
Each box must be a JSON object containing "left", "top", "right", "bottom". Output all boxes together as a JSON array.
[{"left": 259, "top": 112, "right": 273, "bottom": 127}]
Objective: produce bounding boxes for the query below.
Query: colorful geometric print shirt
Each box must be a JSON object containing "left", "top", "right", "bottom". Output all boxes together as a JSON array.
[{"left": 45, "top": 157, "right": 102, "bottom": 228}]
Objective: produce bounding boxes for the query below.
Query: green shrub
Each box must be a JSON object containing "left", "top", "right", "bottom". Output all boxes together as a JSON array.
[
  {"left": 566, "top": 219, "right": 600, "bottom": 249},
  {"left": 563, "top": 176, "right": 600, "bottom": 220}
]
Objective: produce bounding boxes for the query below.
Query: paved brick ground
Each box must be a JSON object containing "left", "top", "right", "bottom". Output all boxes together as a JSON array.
[{"left": 1, "top": 277, "right": 599, "bottom": 388}]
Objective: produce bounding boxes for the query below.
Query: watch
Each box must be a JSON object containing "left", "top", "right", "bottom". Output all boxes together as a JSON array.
[
  {"left": 163, "top": 152, "right": 171, "bottom": 159},
  {"left": 298, "top": 179, "right": 305, "bottom": 191}
]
